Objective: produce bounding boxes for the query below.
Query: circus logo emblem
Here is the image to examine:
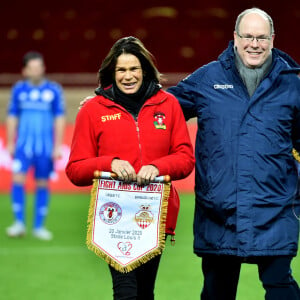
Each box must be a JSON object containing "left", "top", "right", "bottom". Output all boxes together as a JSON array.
[
  {"left": 117, "top": 242, "right": 133, "bottom": 256},
  {"left": 153, "top": 112, "right": 166, "bottom": 130},
  {"left": 135, "top": 204, "right": 154, "bottom": 229},
  {"left": 99, "top": 202, "right": 122, "bottom": 225}
]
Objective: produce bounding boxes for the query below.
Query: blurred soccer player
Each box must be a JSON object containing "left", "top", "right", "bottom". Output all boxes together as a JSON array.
[{"left": 6, "top": 51, "right": 65, "bottom": 240}]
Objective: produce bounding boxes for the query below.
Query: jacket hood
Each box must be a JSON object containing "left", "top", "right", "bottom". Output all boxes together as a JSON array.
[
  {"left": 219, "top": 40, "right": 300, "bottom": 73},
  {"left": 91, "top": 87, "right": 169, "bottom": 118},
  {"left": 94, "top": 81, "right": 162, "bottom": 102},
  {"left": 273, "top": 48, "right": 300, "bottom": 70}
]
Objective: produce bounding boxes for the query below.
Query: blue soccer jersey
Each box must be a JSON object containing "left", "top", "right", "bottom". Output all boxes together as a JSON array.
[{"left": 8, "top": 79, "right": 65, "bottom": 158}]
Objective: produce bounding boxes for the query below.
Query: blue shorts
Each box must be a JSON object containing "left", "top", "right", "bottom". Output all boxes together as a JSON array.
[{"left": 12, "top": 148, "right": 53, "bottom": 179}]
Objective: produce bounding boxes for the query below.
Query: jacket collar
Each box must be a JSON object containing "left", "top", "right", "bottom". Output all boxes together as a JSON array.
[
  {"left": 94, "top": 85, "right": 166, "bottom": 107},
  {"left": 219, "top": 40, "right": 300, "bottom": 74}
]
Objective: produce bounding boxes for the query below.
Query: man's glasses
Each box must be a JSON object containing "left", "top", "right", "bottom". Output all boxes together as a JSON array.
[{"left": 237, "top": 33, "right": 272, "bottom": 44}]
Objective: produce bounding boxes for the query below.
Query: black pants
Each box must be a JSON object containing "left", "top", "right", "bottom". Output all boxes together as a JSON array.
[
  {"left": 109, "top": 255, "right": 161, "bottom": 300},
  {"left": 201, "top": 255, "right": 300, "bottom": 300}
]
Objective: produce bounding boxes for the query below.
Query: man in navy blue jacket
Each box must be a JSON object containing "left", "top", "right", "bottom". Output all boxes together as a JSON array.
[{"left": 168, "top": 7, "right": 300, "bottom": 300}]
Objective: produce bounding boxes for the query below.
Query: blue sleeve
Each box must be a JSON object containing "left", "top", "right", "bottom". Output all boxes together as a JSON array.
[
  {"left": 51, "top": 82, "right": 66, "bottom": 116},
  {"left": 167, "top": 72, "right": 200, "bottom": 121},
  {"left": 292, "top": 77, "right": 300, "bottom": 153},
  {"left": 7, "top": 84, "right": 20, "bottom": 116}
]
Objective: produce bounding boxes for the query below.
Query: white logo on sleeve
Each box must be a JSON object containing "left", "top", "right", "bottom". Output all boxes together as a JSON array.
[{"left": 213, "top": 84, "right": 234, "bottom": 89}]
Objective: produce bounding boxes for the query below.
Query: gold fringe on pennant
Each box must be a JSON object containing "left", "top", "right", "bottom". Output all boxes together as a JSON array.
[
  {"left": 86, "top": 179, "right": 101, "bottom": 258},
  {"left": 293, "top": 148, "right": 300, "bottom": 163},
  {"left": 121, "top": 182, "right": 171, "bottom": 273},
  {"left": 86, "top": 178, "right": 171, "bottom": 273}
]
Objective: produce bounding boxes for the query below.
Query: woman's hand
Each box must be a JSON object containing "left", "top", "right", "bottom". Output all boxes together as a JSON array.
[
  {"left": 137, "top": 165, "right": 159, "bottom": 185},
  {"left": 111, "top": 159, "right": 137, "bottom": 183}
]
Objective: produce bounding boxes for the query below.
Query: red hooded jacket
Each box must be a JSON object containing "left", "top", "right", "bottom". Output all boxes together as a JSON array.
[{"left": 66, "top": 89, "right": 195, "bottom": 234}]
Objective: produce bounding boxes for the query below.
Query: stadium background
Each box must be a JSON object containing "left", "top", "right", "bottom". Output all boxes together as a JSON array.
[
  {"left": 1, "top": 2, "right": 300, "bottom": 299},
  {"left": 0, "top": 1, "right": 299, "bottom": 193}
]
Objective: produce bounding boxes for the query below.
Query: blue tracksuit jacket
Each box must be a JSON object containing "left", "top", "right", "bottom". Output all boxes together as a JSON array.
[{"left": 168, "top": 41, "right": 300, "bottom": 257}]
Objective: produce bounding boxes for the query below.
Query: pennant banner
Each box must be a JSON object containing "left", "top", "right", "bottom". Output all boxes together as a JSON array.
[{"left": 87, "top": 173, "right": 170, "bottom": 273}]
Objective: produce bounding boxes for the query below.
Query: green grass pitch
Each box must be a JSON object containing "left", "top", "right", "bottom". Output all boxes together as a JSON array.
[{"left": 1, "top": 193, "right": 299, "bottom": 299}]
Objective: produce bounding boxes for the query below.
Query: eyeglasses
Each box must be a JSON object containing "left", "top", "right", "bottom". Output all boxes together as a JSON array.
[{"left": 237, "top": 33, "right": 271, "bottom": 44}]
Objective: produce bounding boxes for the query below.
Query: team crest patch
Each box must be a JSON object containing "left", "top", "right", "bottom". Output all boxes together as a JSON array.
[
  {"left": 153, "top": 112, "right": 166, "bottom": 130},
  {"left": 99, "top": 202, "right": 122, "bottom": 225},
  {"left": 135, "top": 204, "right": 154, "bottom": 229}
]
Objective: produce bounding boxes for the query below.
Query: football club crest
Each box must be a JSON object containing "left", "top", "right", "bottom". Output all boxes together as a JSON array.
[
  {"left": 135, "top": 204, "right": 154, "bottom": 229},
  {"left": 153, "top": 112, "right": 166, "bottom": 130},
  {"left": 99, "top": 202, "right": 122, "bottom": 225}
]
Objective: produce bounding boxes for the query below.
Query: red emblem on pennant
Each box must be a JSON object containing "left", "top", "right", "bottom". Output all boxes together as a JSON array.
[
  {"left": 135, "top": 204, "right": 154, "bottom": 229},
  {"left": 99, "top": 202, "right": 122, "bottom": 225}
]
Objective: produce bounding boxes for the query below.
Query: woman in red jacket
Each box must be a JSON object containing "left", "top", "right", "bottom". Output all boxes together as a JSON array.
[{"left": 66, "top": 36, "right": 194, "bottom": 300}]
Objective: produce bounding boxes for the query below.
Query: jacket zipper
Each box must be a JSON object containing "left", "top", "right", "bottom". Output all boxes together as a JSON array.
[
  {"left": 134, "top": 100, "right": 165, "bottom": 166},
  {"left": 135, "top": 121, "right": 143, "bottom": 166},
  {"left": 103, "top": 103, "right": 144, "bottom": 165},
  {"left": 103, "top": 96, "right": 167, "bottom": 167}
]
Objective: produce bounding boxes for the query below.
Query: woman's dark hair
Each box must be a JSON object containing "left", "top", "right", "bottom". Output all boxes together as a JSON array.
[{"left": 98, "top": 36, "right": 161, "bottom": 88}]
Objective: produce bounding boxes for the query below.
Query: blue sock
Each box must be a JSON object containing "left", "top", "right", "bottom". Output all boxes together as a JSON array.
[
  {"left": 11, "top": 183, "right": 25, "bottom": 224},
  {"left": 34, "top": 187, "right": 49, "bottom": 229}
]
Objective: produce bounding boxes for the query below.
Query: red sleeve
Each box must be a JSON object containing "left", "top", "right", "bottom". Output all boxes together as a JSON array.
[
  {"left": 65, "top": 103, "right": 115, "bottom": 186},
  {"left": 150, "top": 95, "right": 195, "bottom": 180}
]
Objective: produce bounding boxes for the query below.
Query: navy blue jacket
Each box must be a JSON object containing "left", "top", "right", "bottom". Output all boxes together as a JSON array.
[{"left": 168, "top": 41, "right": 300, "bottom": 257}]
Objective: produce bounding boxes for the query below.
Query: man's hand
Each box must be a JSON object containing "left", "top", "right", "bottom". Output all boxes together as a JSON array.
[{"left": 79, "top": 96, "right": 93, "bottom": 110}]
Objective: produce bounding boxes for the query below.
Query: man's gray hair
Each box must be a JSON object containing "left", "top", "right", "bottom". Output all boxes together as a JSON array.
[{"left": 235, "top": 7, "right": 275, "bottom": 36}]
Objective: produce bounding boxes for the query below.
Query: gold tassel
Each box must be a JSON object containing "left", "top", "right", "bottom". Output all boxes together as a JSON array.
[
  {"left": 293, "top": 148, "right": 300, "bottom": 163},
  {"left": 86, "top": 179, "right": 99, "bottom": 256}
]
